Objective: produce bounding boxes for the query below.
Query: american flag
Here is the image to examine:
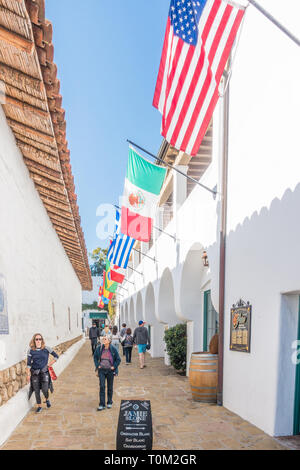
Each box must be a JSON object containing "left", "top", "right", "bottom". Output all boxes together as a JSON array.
[{"left": 153, "top": 0, "right": 245, "bottom": 156}]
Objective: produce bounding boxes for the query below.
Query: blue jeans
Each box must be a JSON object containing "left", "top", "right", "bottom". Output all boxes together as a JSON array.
[
  {"left": 125, "top": 347, "right": 132, "bottom": 363},
  {"left": 98, "top": 369, "right": 114, "bottom": 407}
]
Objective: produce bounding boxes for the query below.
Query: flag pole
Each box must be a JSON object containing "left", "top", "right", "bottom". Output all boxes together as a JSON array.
[
  {"left": 127, "top": 139, "right": 218, "bottom": 197},
  {"left": 117, "top": 285, "right": 128, "bottom": 293},
  {"left": 248, "top": 0, "right": 300, "bottom": 47},
  {"left": 124, "top": 278, "right": 135, "bottom": 285},
  {"left": 127, "top": 266, "right": 143, "bottom": 276},
  {"left": 132, "top": 247, "right": 156, "bottom": 263}
]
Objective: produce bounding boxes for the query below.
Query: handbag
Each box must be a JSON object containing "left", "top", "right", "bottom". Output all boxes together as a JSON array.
[
  {"left": 120, "top": 335, "right": 126, "bottom": 346},
  {"left": 146, "top": 344, "right": 151, "bottom": 350}
]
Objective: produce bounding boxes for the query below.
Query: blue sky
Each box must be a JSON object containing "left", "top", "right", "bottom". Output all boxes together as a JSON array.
[{"left": 45, "top": 0, "right": 170, "bottom": 257}]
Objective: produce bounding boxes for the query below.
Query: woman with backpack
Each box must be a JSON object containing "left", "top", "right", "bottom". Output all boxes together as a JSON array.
[{"left": 122, "top": 328, "right": 134, "bottom": 365}]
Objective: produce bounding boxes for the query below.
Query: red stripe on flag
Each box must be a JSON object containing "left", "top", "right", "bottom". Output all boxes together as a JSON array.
[
  {"left": 191, "top": 9, "right": 245, "bottom": 155},
  {"left": 121, "top": 207, "right": 152, "bottom": 242},
  {"left": 162, "top": 0, "right": 221, "bottom": 148},
  {"left": 153, "top": 18, "right": 171, "bottom": 109},
  {"left": 179, "top": 4, "right": 235, "bottom": 154}
]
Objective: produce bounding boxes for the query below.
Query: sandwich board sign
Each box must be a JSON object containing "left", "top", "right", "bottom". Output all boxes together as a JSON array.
[{"left": 116, "top": 400, "right": 152, "bottom": 450}]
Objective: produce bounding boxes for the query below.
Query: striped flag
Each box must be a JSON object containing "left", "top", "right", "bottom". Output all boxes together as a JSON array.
[
  {"left": 153, "top": 0, "right": 245, "bottom": 156},
  {"left": 121, "top": 148, "right": 166, "bottom": 242},
  {"left": 107, "top": 209, "right": 135, "bottom": 269}
]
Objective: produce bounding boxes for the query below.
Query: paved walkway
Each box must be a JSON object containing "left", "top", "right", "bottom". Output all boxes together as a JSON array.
[{"left": 0, "top": 340, "right": 291, "bottom": 450}]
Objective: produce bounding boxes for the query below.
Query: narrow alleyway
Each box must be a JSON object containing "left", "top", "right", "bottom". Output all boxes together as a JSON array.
[{"left": 0, "top": 341, "right": 290, "bottom": 450}]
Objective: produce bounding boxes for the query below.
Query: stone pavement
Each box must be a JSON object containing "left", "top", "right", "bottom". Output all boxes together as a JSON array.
[{"left": 0, "top": 340, "right": 291, "bottom": 450}]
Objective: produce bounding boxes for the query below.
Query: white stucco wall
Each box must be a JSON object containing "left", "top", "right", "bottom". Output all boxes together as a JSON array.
[
  {"left": 0, "top": 105, "right": 83, "bottom": 370},
  {"left": 118, "top": 0, "right": 300, "bottom": 437},
  {"left": 222, "top": 0, "right": 300, "bottom": 436}
]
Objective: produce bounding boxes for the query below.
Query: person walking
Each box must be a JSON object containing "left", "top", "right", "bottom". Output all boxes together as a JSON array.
[
  {"left": 111, "top": 326, "right": 120, "bottom": 353},
  {"left": 26, "top": 333, "right": 59, "bottom": 413},
  {"left": 94, "top": 334, "right": 121, "bottom": 411},
  {"left": 120, "top": 323, "right": 127, "bottom": 357},
  {"left": 133, "top": 321, "right": 150, "bottom": 369},
  {"left": 100, "top": 324, "right": 112, "bottom": 343},
  {"left": 89, "top": 321, "right": 100, "bottom": 355},
  {"left": 123, "top": 328, "right": 134, "bottom": 365}
]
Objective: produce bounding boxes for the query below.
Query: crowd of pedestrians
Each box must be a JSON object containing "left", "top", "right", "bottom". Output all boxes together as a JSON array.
[{"left": 28, "top": 319, "right": 151, "bottom": 413}]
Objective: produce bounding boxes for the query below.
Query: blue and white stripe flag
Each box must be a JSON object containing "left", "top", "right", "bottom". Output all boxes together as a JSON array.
[{"left": 107, "top": 209, "right": 135, "bottom": 269}]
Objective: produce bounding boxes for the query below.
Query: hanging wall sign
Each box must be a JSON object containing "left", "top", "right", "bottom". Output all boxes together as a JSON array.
[
  {"left": 0, "top": 275, "right": 9, "bottom": 335},
  {"left": 116, "top": 400, "right": 152, "bottom": 450},
  {"left": 230, "top": 299, "right": 251, "bottom": 353}
]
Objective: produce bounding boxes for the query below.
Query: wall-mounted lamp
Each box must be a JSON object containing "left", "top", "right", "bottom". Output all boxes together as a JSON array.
[{"left": 202, "top": 250, "right": 209, "bottom": 267}]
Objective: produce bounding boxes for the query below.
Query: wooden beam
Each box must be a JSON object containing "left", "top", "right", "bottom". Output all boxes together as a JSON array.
[
  {"left": 18, "top": 141, "right": 59, "bottom": 169},
  {"left": 23, "top": 157, "right": 61, "bottom": 180},
  {"left": 34, "top": 185, "right": 72, "bottom": 207},
  {"left": 0, "top": 25, "right": 34, "bottom": 54},
  {"left": 28, "top": 167, "right": 65, "bottom": 188},
  {"left": 0, "top": 62, "right": 42, "bottom": 94},
  {"left": 30, "top": 174, "right": 66, "bottom": 196},
  {"left": 15, "top": 134, "right": 58, "bottom": 156},
  {"left": 5, "top": 94, "right": 49, "bottom": 118},
  {"left": 7, "top": 117, "right": 55, "bottom": 144}
]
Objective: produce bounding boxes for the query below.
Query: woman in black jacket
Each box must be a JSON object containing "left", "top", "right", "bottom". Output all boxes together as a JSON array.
[
  {"left": 26, "top": 333, "right": 59, "bottom": 413},
  {"left": 93, "top": 335, "right": 121, "bottom": 411}
]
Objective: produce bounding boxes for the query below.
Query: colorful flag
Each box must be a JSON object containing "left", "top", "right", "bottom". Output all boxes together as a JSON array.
[
  {"left": 105, "top": 261, "right": 119, "bottom": 293},
  {"left": 102, "top": 271, "right": 114, "bottom": 300},
  {"left": 153, "top": 0, "right": 245, "bottom": 156},
  {"left": 107, "top": 209, "right": 135, "bottom": 269},
  {"left": 111, "top": 265, "right": 125, "bottom": 284},
  {"left": 121, "top": 148, "right": 167, "bottom": 241}
]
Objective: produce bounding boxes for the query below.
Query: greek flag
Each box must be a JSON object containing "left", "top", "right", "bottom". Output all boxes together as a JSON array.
[{"left": 107, "top": 209, "right": 135, "bottom": 269}]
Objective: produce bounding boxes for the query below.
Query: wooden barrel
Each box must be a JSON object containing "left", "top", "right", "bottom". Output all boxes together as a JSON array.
[{"left": 189, "top": 352, "right": 218, "bottom": 403}]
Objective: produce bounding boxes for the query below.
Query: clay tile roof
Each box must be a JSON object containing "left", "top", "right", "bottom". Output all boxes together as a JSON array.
[{"left": 0, "top": 0, "right": 92, "bottom": 290}]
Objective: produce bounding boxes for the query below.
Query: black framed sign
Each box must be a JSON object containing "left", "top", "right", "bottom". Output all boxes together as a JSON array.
[
  {"left": 0, "top": 275, "right": 9, "bottom": 335},
  {"left": 116, "top": 400, "right": 152, "bottom": 450},
  {"left": 230, "top": 299, "right": 251, "bottom": 353}
]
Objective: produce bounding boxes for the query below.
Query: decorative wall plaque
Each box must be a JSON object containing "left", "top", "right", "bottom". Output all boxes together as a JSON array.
[
  {"left": 116, "top": 400, "right": 152, "bottom": 450},
  {"left": 230, "top": 299, "right": 251, "bottom": 352},
  {"left": 0, "top": 275, "right": 9, "bottom": 335}
]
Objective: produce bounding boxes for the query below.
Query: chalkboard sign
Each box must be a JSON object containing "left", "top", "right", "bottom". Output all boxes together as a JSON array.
[{"left": 116, "top": 400, "right": 152, "bottom": 450}]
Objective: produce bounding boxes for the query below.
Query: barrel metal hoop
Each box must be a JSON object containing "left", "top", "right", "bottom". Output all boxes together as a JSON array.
[
  {"left": 191, "top": 385, "right": 217, "bottom": 390},
  {"left": 190, "top": 369, "right": 217, "bottom": 372}
]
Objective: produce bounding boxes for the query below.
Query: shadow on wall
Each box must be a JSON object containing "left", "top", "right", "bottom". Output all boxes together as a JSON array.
[{"left": 209, "top": 182, "right": 300, "bottom": 436}]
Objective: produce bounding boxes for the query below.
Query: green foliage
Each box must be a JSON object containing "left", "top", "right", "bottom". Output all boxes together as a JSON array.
[
  {"left": 89, "top": 247, "right": 108, "bottom": 276},
  {"left": 82, "top": 301, "right": 108, "bottom": 313},
  {"left": 164, "top": 323, "right": 187, "bottom": 371}
]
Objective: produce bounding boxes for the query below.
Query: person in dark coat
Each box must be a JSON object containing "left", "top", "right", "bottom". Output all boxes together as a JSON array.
[
  {"left": 89, "top": 321, "right": 100, "bottom": 355},
  {"left": 26, "top": 333, "right": 59, "bottom": 413},
  {"left": 93, "top": 334, "right": 121, "bottom": 411}
]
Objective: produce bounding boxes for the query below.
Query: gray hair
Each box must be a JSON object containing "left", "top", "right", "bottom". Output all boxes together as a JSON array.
[{"left": 102, "top": 334, "right": 112, "bottom": 343}]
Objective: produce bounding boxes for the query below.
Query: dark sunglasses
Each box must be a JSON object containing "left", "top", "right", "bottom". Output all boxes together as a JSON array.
[{"left": 35, "top": 338, "right": 42, "bottom": 341}]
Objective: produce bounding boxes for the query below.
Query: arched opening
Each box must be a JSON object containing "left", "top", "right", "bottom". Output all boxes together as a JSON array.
[{"left": 145, "top": 283, "right": 164, "bottom": 357}]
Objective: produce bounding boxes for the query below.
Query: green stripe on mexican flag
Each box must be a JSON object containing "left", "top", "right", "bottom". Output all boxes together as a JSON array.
[{"left": 121, "top": 148, "right": 167, "bottom": 242}]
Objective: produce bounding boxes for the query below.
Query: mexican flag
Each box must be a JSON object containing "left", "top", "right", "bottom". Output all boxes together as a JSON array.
[{"left": 121, "top": 148, "right": 167, "bottom": 242}]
